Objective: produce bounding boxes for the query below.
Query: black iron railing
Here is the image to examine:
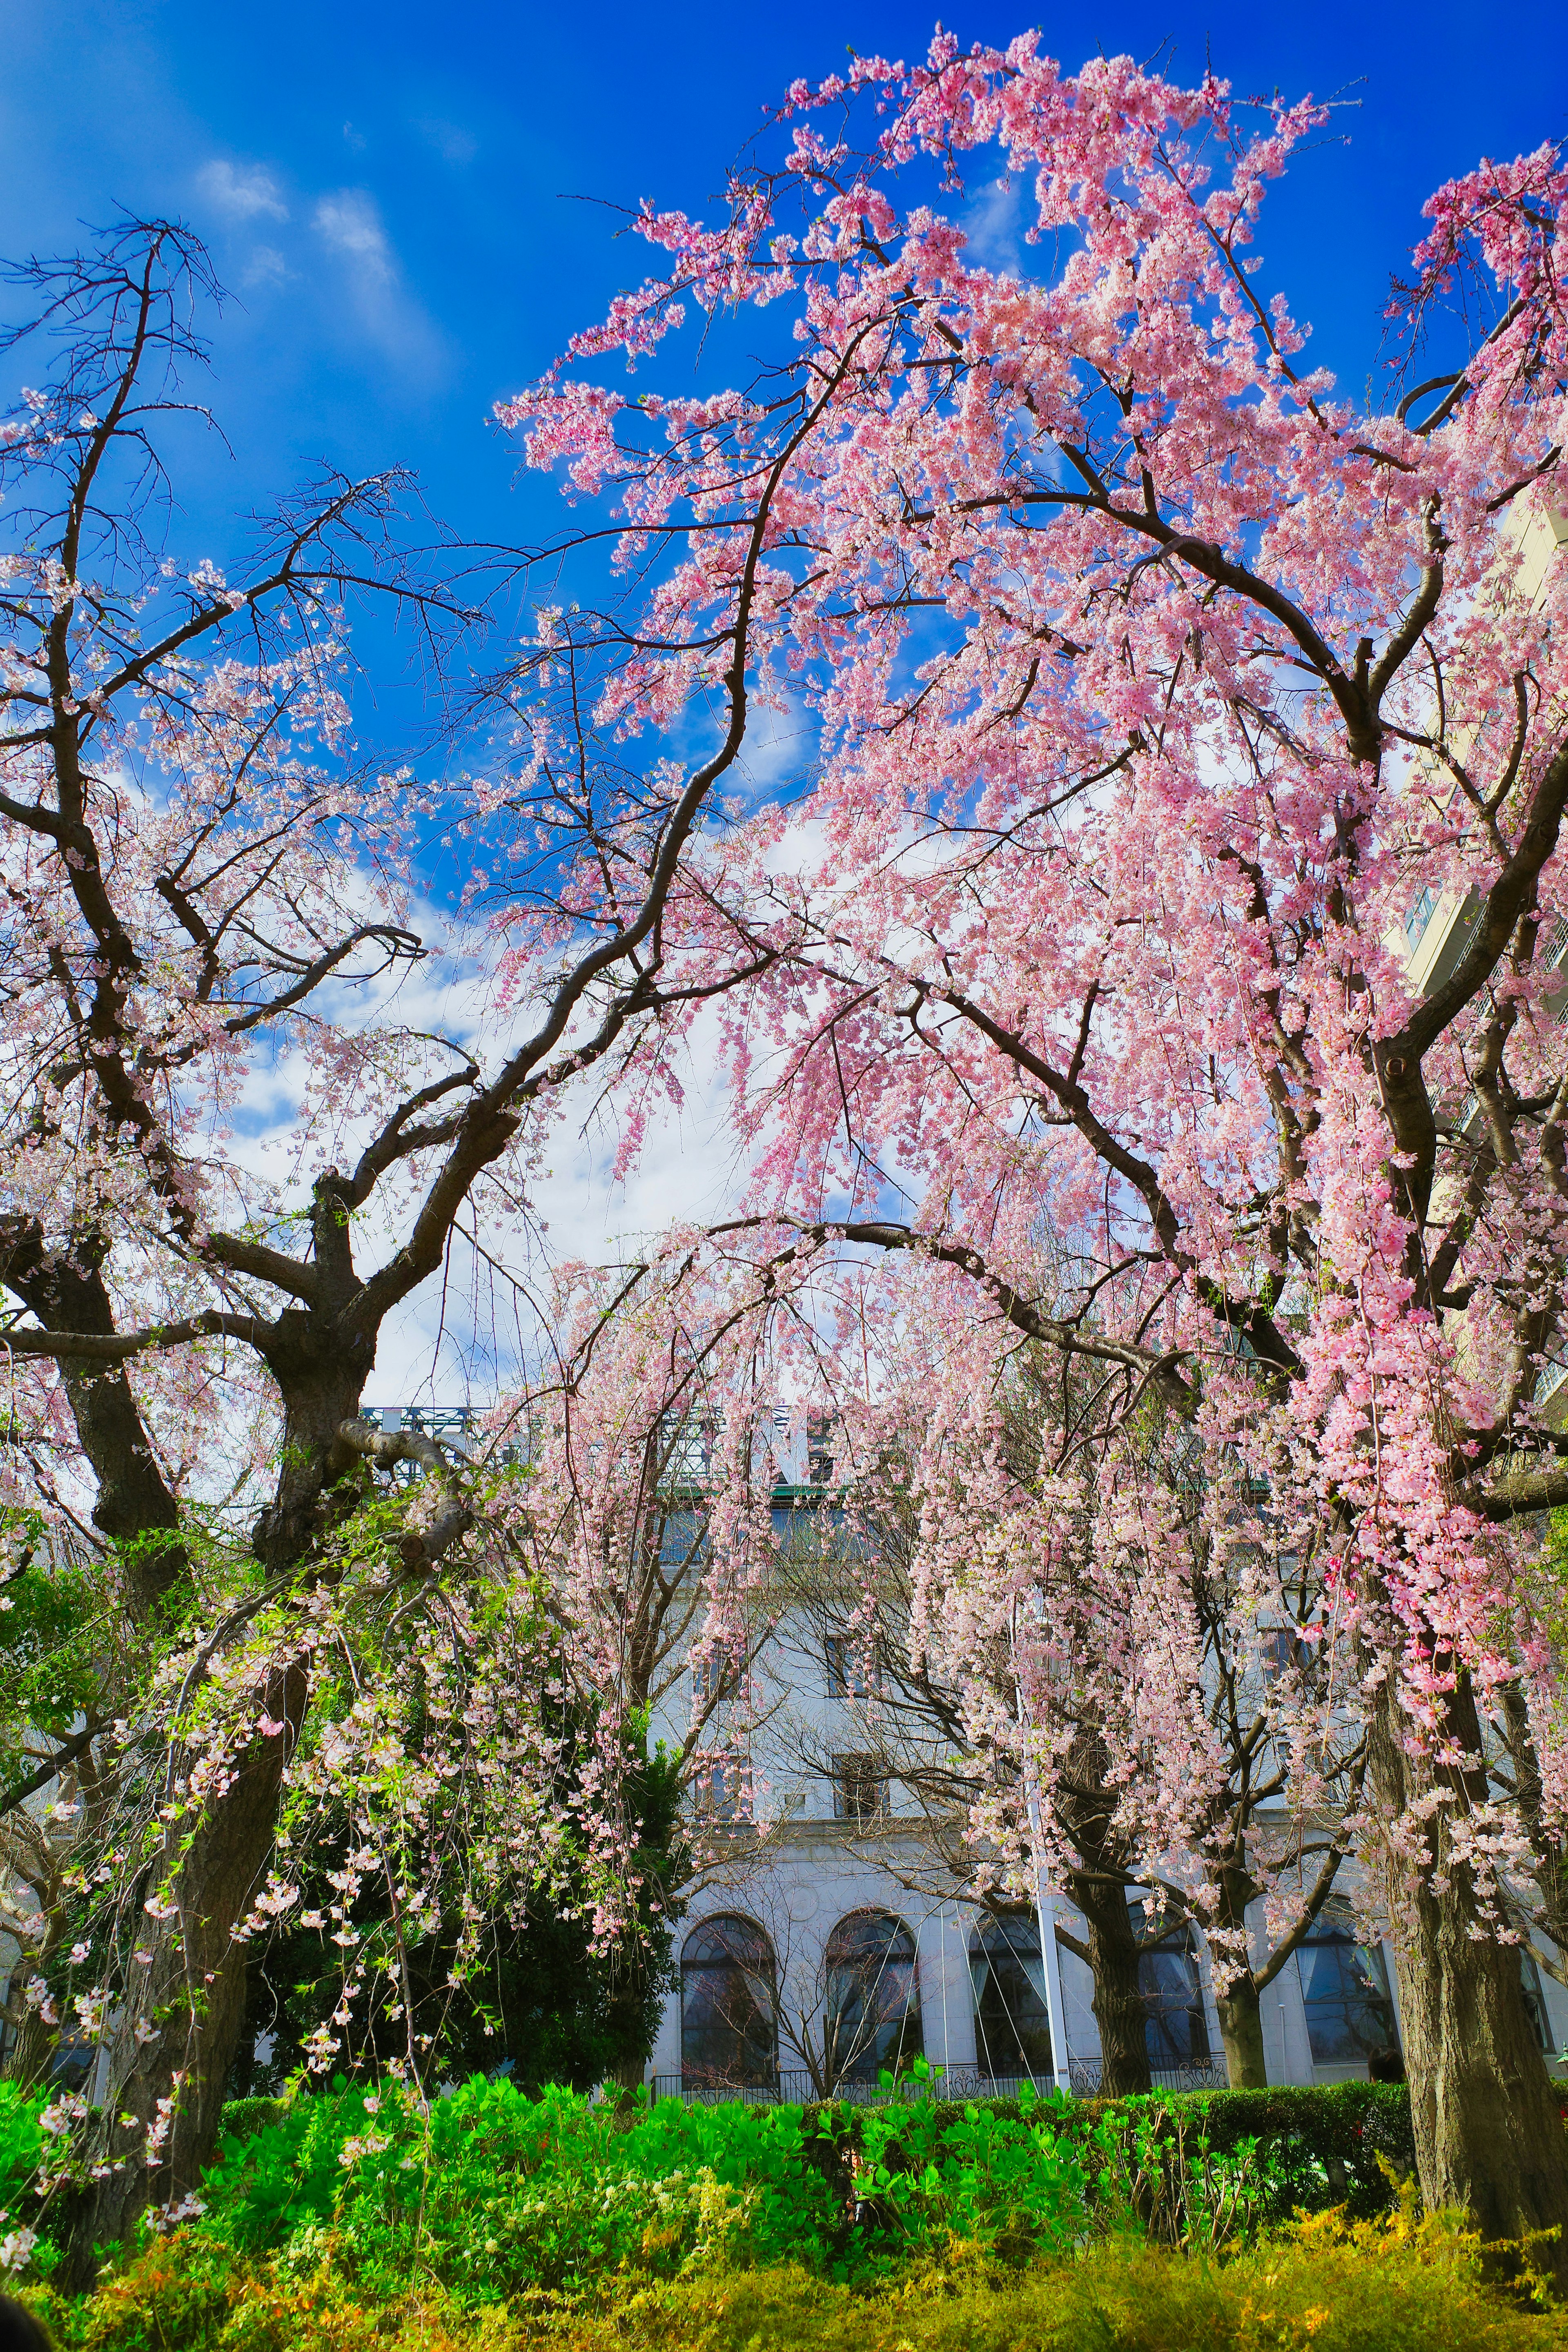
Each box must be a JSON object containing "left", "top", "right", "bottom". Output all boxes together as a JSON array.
[{"left": 649, "top": 2059, "right": 1229, "bottom": 2105}]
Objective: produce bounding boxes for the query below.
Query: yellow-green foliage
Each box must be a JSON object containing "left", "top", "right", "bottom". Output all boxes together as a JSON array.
[{"left": 18, "top": 2199, "right": 1568, "bottom": 2352}]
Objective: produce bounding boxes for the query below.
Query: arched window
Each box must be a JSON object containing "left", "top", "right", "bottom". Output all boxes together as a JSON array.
[
  {"left": 969, "top": 1911, "right": 1053, "bottom": 2080},
  {"left": 1296, "top": 1906, "right": 1398, "bottom": 2068},
  {"left": 824, "top": 1909, "right": 922, "bottom": 2085},
  {"left": 680, "top": 1914, "right": 777, "bottom": 2088},
  {"left": 1138, "top": 1925, "right": 1211, "bottom": 2069},
  {"left": 1522, "top": 1951, "right": 1556, "bottom": 2055}
]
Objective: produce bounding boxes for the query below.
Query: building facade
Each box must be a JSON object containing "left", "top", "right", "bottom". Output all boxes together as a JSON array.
[{"left": 642, "top": 496, "right": 1568, "bottom": 2107}]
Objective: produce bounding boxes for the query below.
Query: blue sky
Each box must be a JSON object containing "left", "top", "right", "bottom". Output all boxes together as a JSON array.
[
  {"left": 9, "top": 0, "right": 1567, "bottom": 615},
  {"left": 9, "top": 1, "right": 1568, "bottom": 1397}
]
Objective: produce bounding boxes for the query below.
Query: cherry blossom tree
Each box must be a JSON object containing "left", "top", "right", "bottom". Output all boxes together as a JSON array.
[
  {"left": 500, "top": 38, "right": 1568, "bottom": 2256},
  {"left": 0, "top": 215, "right": 778, "bottom": 2264}
]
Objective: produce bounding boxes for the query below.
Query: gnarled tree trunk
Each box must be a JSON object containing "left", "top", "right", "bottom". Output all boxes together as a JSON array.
[
  {"left": 65, "top": 1665, "right": 305, "bottom": 2269},
  {"left": 1071, "top": 1871, "right": 1153, "bottom": 2096},
  {"left": 1213, "top": 1979, "right": 1269, "bottom": 2088},
  {"left": 60, "top": 1325, "right": 372, "bottom": 2281},
  {"left": 1369, "top": 1677, "right": 1568, "bottom": 2284},
  {"left": 1056, "top": 1724, "right": 1153, "bottom": 2095}
]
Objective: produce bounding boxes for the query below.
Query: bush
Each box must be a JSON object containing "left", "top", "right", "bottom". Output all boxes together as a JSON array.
[
  {"left": 5, "top": 2078, "right": 1423, "bottom": 2305},
  {"left": 216, "top": 2099, "right": 285, "bottom": 2148},
  {"left": 800, "top": 2078, "right": 1416, "bottom": 2247},
  {"left": 1071, "top": 2082, "right": 1419, "bottom": 2232},
  {"left": 17, "top": 2210, "right": 1568, "bottom": 2352},
  {"left": 125, "top": 2077, "right": 1426, "bottom": 2308},
  {"left": 196, "top": 2075, "right": 846, "bottom": 2299}
]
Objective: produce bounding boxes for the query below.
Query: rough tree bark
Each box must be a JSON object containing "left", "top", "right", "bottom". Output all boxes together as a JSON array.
[
  {"left": 69, "top": 1660, "right": 306, "bottom": 2263},
  {"left": 1052, "top": 1726, "right": 1154, "bottom": 2095},
  {"left": 1071, "top": 1877, "right": 1154, "bottom": 2097},
  {"left": 59, "top": 1200, "right": 383, "bottom": 2275},
  {"left": 1212, "top": 1981, "right": 1270, "bottom": 2090},
  {"left": 1369, "top": 1678, "right": 1568, "bottom": 2282},
  {"left": 0, "top": 1227, "right": 189, "bottom": 1615}
]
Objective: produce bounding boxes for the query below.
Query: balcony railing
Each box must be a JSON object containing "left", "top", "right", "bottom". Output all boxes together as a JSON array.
[{"left": 649, "top": 2059, "right": 1229, "bottom": 2105}]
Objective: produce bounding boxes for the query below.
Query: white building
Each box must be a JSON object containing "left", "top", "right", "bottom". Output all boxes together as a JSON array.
[
  {"left": 636, "top": 1468, "right": 1568, "bottom": 2103},
  {"left": 644, "top": 497, "right": 1568, "bottom": 2108}
]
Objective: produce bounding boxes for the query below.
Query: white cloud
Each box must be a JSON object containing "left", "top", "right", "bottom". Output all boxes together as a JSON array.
[
  {"left": 197, "top": 159, "right": 287, "bottom": 222},
  {"left": 418, "top": 118, "right": 478, "bottom": 166},
  {"left": 203, "top": 869, "right": 755, "bottom": 1411},
  {"left": 962, "top": 176, "right": 1026, "bottom": 276},
  {"left": 195, "top": 866, "right": 744, "bottom": 1408},
  {"left": 732, "top": 694, "right": 816, "bottom": 807},
  {"left": 368, "top": 1033, "right": 751, "bottom": 1410},
  {"left": 310, "top": 189, "right": 446, "bottom": 375},
  {"left": 313, "top": 189, "right": 394, "bottom": 284},
  {"left": 241, "top": 245, "right": 290, "bottom": 290}
]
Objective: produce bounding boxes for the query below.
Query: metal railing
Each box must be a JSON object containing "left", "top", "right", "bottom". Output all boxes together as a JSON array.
[{"left": 650, "top": 2059, "right": 1228, "bottom": 2105}]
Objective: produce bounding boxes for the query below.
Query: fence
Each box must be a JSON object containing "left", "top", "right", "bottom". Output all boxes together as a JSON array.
[{"left": 649, "top": 2059, "right": 1229, "bottom": 2105}]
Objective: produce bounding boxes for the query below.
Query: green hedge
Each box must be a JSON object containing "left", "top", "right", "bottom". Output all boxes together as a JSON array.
[
  {"left": 1073, "top": 2084, "right": 1417, "bottom": 2222},
  {"left": 800, "top": 2080, "right": 1416, "bottom": 2227},
  {"left": 218, "top": 2094, "right": 286, "bottom": 2144},
  {"left": 225, "top": 2081, "right": 1413, "bottom": 2218}
]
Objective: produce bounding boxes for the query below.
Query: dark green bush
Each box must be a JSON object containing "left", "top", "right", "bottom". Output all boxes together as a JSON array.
[
  {"left": 1074, "top": 2082, "right": 1417, "bottom": 2224},
  {"left": 217, "top": 2097, "right": 285, "bottom": 2147},
  {"left": 801, "top": 2079, "right": 1415, "bottom": 2230}
]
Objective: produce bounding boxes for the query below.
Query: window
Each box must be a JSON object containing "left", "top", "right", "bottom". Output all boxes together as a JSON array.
[
  {"left": 690, "top": 1650, "right": 731, "bottom": 1705},
  {"left": 657, "top": 1508, "right": 708, "bottom": 1570},
  {"left": 831, "top": 1751, "right": 887, "bottom": 1823},
  {"left": 1405, "top": 884, "right": 1439, "bottom": 947},
  {"left": 680, "top": 1915, "right": 777, "bottom": 2088},
  {"left": 1521, "top": 1950, "right": 1557, "bottom": 2055},
  {"left": 824, "top": 1909, "right": 923, "bottom": 2084},
  {"left": 969, "top": 1911, "right": 1054, "bottom": 2080},
  {"left": 825, "top": 1635, "right": 877, "bottom": 1700},
  {"left": 1137, "top": 1921, "right": 1211, "bottom": 2069},
  {"left": 1267, "top": 1626, "right": 1316, "bottom": 1678},
  {"left": 695, "top": 1749, "right": 752, "bottom": 1822},
  {"left": 1296, "top": 1908, "right": 1399, "bottom": 2068}
]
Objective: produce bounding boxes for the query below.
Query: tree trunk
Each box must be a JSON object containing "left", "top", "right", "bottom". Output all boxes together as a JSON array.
[
  {"left": 62, "top": 1329, "right": 369, "bottom": 2281},
  {"left": 1390, "top": 1876, "right": 1568, "bottom": 2256},
  {"left": 1073, "top": 1869, "right": 1152, "bottom": 2096},
  {"left": 7, "top": 2008, "right": 53, "bottom": 2091},
  {"left": 0, "top": 1225, "right": 189, "bottom": 1617},
  {"left": 62, "top": 1666, "right": 305, "bottom": 2280},
  {"left": 1214, "top": 1978, "right": 1269, "bottom": 2088},
  {"left": 1369, "top": 1677, "right": 1568, "bottom": 2285},
  {"left": 1056, "top": 1724, "right": 1152, "bottom": 2096}
]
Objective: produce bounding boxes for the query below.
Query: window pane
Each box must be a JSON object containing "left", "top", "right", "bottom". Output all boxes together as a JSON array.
[
  {"left": 824, "top": 1909, "right": 922, "bottom": 2083},
  {"left": 1521, "top": 1953, "right": 1555, "bottom": 2054},
  {"left": 826, "top": 1634, "right": 877, "bottom": 1699},
  {"left": 680, "top": 1914, "right": 777, "bottom": 2087},
  {"left": 1297, "top": 1929, "right": 1397, "bottom": 2067},
  {"left": 831, "top": 1752, "right": 886, "bottom": 1822},
  {"left": 1139, "top": 1934, "right": 1210, "bottom": 2068},
  {"left": 969, "top": 1912, "right": 1053, "bottom": 2077}
]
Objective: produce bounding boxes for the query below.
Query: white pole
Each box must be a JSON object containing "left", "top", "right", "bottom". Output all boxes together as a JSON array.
[{"left": 1012, "top": 1599, "right": 1072, "bottom": 2096}]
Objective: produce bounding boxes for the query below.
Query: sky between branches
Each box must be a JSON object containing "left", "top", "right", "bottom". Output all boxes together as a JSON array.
[{"left": 5, "top": 0, "right": 1567, "bottom": 1407}]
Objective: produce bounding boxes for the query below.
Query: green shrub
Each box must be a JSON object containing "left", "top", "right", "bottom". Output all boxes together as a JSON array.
[
  {"left": 216, "top": 2098, "right": 285, "bottom": 2148},
  {"left": 1072, "top": 2082, "right": 1418, "bottom": 2226},
  {"left": 0, "top": 2080, "right": 52, "bottom": 2269},
  {"left": 197, "top": 2075, "right": 845, "bottom": 2299},
  {"left": 168, "top": 2078, "right": 1433, "bottom": 2301},
  {"left": 811, "top": 2080, "right": 1414, "bottom": 2226},
  {"left": 0, "top": 2075, "right": 1449, "bottom": 2322}
]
